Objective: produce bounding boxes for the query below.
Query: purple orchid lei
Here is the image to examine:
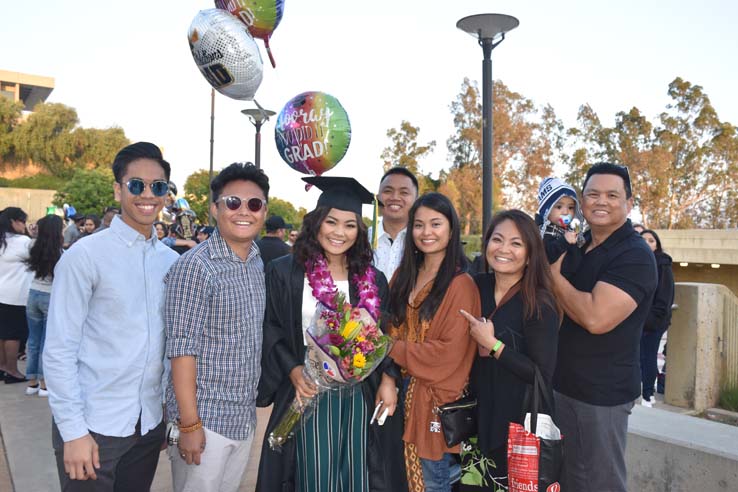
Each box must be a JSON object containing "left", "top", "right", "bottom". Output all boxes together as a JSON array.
[{"left": 305, "top": 255, "right": 381, "bottom": 320}]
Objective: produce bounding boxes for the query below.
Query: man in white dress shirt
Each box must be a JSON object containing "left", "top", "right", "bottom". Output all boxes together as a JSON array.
[
  {"left": 372, "top": 167, "right": 418, "bottom": 281},
  {"left": 44, "top": 142, "right": 179, "bottom": 491}
]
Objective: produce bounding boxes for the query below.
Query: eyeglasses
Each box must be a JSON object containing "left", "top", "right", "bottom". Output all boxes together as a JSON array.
[
  {"left": 125, "top": 178, "right": 169, "bottom": 197},
  {"left": 217, "top": 195, "right": 267, "bottom": 212}
]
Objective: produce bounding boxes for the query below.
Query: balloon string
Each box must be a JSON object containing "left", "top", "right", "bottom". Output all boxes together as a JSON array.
[{"left": 264, "top": 37, "right": 277, "bottom": 68}]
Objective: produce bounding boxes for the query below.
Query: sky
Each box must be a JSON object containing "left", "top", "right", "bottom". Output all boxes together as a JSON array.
[{"left": 3, "top": 0, "right": 738, "bottom": 213}]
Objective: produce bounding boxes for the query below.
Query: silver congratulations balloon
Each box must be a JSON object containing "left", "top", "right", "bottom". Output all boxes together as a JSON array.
[{"left": 188, "top": 9, "right": 264, "bottom": 100}]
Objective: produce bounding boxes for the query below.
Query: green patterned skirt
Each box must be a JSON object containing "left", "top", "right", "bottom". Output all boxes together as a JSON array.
[{"left": 295, "top": 385, "right": 369, "bottom": 492}]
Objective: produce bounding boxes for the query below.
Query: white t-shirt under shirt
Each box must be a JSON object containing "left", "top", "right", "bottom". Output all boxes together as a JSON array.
[
  {"left": 301, "top": 277, "right": 349, "bottom": 346},
  {"left": 0, "top": 234, "right": 32, "bottom": 306},
  {"left": 371, "top": 220, "right": 406, "bottom": 282}
]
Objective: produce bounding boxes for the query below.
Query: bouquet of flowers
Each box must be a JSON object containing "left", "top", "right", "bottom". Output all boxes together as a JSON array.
[{"left": 268, "top": 258, "right": 392, "bottom": 450}]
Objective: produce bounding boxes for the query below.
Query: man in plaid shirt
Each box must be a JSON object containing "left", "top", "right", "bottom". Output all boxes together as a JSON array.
[{"left": 165, "top": 162, "right": 268, "bottom": 492}]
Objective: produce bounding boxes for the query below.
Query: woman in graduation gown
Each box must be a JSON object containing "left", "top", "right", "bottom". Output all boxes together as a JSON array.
[{"left": 256, "top": 176, "right": 408, "bottom": 492}]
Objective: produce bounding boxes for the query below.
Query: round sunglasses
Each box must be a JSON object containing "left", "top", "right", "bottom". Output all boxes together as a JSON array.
[
  {"left": 125, "top": 178, "right": 169, "bottom": 197},
  {"left": 217, "top": 195, "right": 267, "bottom": 212}
]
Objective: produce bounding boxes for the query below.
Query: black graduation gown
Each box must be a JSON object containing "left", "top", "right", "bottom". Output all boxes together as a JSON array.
[{"left": 255, "top": 255, "right": 408, "bottom": 492}]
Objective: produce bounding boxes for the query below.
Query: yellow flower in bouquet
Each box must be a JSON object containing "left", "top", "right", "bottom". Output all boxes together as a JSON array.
[
  {"left": 341, "top": 320, "right": 361, "bottom": 340},
  {"left": 353, "top": 352, "right": 366, "bottom": 369}
]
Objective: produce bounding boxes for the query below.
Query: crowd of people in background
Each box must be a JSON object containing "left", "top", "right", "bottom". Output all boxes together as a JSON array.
[{"left": 0, "top": 140, "right": 676, "bottom": 492}]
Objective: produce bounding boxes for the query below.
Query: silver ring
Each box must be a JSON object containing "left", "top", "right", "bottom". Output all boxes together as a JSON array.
[
  {"left": 180, "top": 453, "right": 186, "bottom": 458},
  {"left": 481, "top": 317, "right": 487, "bottom": 323}
]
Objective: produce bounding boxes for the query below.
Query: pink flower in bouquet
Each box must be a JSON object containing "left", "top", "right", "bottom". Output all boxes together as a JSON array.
[
  {"left": 358, "top": 340, "right": 375, "bottom": 353},
  {"left": 318, "top": 332, "right": 345, "bottom": 347}
]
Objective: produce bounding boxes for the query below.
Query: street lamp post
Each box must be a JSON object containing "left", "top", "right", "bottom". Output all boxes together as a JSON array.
[
  {"left": 457, "top": 13, "right": 519, "bottom": 235},
  {"left": 242, "top": 107, "right": 276, "bottom": 169},
  {"left": 208, "top": 88, "right": 215, "bottom": 225}
]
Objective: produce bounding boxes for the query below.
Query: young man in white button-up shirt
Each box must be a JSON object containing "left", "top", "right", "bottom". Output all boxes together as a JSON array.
[
  {"left": 372, "top": 167, "right": 418, "bottom": 281},
  {"left": 44, "top": 142, "right": 179, "bottom": 491}
]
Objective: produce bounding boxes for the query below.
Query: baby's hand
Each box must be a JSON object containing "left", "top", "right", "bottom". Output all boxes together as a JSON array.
[{"left": 564, "top": 230, "right": 577, "bottom": 245}]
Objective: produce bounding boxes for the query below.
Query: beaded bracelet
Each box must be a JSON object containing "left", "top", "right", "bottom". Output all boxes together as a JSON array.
[{"left": 177, "top": 418, "right": 203, "bottom": 433}]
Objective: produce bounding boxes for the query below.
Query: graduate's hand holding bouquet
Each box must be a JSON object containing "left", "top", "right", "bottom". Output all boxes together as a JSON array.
[{"left": 268, "top": 257, "right": 392, "bottom": 451}]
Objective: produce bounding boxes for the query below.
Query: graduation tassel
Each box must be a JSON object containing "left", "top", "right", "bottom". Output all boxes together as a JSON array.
[{"left": 371, "top": 195, "right": 379, "bottom": 249}]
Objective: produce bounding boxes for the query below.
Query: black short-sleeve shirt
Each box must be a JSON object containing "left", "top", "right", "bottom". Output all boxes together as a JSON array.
[{"left": 553, "top": 220, "right": 657, "bottom": 406}]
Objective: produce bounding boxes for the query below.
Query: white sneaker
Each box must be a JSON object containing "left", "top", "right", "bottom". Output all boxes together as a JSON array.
[
  {"left": 25, "top": 385, "right": 39, "bottom": 395},
  {"left": 38, "top": 388, "right": 49, "bottom": 397},
  {"left": 641, "top": 397, "right": 653, "bottom": 408}
]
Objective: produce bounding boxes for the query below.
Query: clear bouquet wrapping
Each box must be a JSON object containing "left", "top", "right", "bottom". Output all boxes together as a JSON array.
[{"left": 268, "top": 292, "right": 392, "bottom": 450}]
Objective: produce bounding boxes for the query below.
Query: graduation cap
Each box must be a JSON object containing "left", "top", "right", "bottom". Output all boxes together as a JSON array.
[{"left": 302, "top": 176, "right": 378, "bottom": 215}]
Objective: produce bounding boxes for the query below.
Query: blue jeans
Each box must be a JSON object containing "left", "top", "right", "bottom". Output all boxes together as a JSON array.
[
  {"left": 420, "top": 453, "right": 461, "bottom": 492},
  {"left": 640, "top": 328, "right": 666, "bottom": 400},
  {"left": 25, "top": 289, "right": 50, "bottom": 380}
]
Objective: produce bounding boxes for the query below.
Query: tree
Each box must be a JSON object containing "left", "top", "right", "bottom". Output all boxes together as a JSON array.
[
  {"left": 564, "top": 77, "right": 738, "bottom": 229},
  {"left": 444, "top": 78, "right": 560, "bottom": 233},
  {"left": 0, "top": 97, "right": 23, "bottom": 160},
  {"left": 654, "top": 77, "right": 738, "bottom": 228},
  {"left": 13, "top": 102, "right": 79, "bottom": 176},
  {"left": 52, "top": 168, "right": 118, "bottom": 215},
  {"left": 266, "top": 197, "right": 307, "bottom": 230},
  {"left": 7, "top": 102, "right": 130, "bottom": 178},
  {"left": 75, "top": 127, "right": 130, "bottom": 169},
  {"left": 380, "top": 120, "right": 436, "bottom": 193},
  {"left": 184, "top": 169, "right": 218, "bottom": 224}
]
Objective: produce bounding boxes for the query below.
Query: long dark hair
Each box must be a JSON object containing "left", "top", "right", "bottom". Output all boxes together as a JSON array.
[
  {"left": 640, "top": 229, "right": 663, "bottom": 254},
  {"left": 26, "top": 215, "right": 64, "bottom": 280},
  {"left": 389, "top": 193, "right": 467, "bottom": 325},
  {"left": 482, "top": 209, "right": 558, "bottom": 320},
  {"left": 293, "top": 206, "right": 373, "bottom": 275},
  {"left": 0, "top": 207, "right": 28, "bottom": 251}
]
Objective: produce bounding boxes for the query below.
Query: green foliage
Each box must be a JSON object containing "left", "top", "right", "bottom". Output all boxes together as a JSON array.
[
  {"left": 1, "top": 101, "right": 129, "bottom": 178},
  {"left": 0, "top": 97, "right": 23, "bottom": 158},
  {"left": 12, "top": 102, "right": 79, "bottom": 176},
  {"left": 184, "top": 169, "right": 217, "bottom": 224},
  {"left": 267, "top": 196, "right": 307, "bottom": 230},
  {"left": 52, "top": 167, "right": 118, "bottom": 215},
  {"left": 0, "top": 173, "right": 65, "bottom": 190},
  {"left": 460, "top": 437, "right": 503, "bottom": 490},
  {"left": 719, "top": 386, "right": 738, "bottom": 412}
]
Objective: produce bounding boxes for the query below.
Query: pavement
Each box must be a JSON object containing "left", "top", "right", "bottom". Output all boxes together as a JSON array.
[
  {"left": 0, "top": 362, "right": 271, "bottom": 492},
  {"left": 0, "top": 332, "right": 674, "bottom": 491}
]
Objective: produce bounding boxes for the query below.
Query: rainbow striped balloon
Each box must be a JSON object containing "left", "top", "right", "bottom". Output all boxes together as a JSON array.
[
  {"left": 275, "top": 91, "right": 352, "bottom": 176},
  {"left": 214, "top": 0, "right": 284, "bottom": 67}
]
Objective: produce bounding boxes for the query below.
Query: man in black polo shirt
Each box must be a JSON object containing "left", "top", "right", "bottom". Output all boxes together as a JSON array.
[
  {"left": 255, "top": 215, "right": 291, "bottom": 268},
  {"left": 550, "top": 163, "right": 657, "bottom": 492}
]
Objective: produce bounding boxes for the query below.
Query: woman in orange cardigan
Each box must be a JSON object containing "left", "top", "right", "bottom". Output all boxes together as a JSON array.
[{"left": 387, "top": 193, "right": 480, "bottom": 492}]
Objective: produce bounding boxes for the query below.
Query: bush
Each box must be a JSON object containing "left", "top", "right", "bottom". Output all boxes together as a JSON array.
[
  {"left": 2, "top": 174, "right": 65, "bottom": 190},
  {"left": 719, "top": 386, "right": 738, "bottom": 412},
  {"left": 52, "top": 168, "right": 118, "bottom": 215}
]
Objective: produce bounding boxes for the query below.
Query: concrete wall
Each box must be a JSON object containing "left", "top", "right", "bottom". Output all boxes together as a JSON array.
[
  {"left": 627, "top": 406, "right": 738, "bottom": 492},
  {"left": 0, "top": 187, "right": 57, "bottom": 223},
  {"left": 666, "top": 282, "right": 738, "bottom": 410},
  {"left": 673, "top": 263, "right": 738, "bottom": 301},
  {"left": 656, "top": 229, "right": 738, "bottom": 266}
]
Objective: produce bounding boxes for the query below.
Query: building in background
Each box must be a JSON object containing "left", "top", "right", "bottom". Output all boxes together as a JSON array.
[
  {"left": 658, "top": 229, "right": 738, "bottom": 297},
  {"left": 0, "top": 69, "right": 54, "bottom": 111}
]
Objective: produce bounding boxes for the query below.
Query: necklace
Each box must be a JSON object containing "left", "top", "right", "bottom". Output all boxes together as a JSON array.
[{"left": 305, "top": 255, "right": 381, "bottom": 320}]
